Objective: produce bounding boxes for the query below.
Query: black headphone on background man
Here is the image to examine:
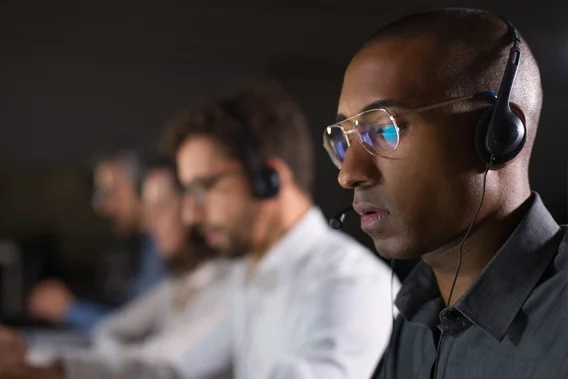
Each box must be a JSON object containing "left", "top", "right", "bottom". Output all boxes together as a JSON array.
[
  {"left": 218, "top": 100, "right": 280, "bottom": 199},
  {"left": 331, "top": 16, "right": 526, "bottom": 229}
]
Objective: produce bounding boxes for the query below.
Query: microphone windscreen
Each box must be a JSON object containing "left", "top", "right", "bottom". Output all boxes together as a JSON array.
[{"left": 329, "top": 218, "right": 342, "bottom": 230}]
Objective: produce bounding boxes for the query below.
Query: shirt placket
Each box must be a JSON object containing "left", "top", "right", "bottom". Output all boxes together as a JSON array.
[{"left": 430, "top": 308, "right": 470, "bottom": 379}]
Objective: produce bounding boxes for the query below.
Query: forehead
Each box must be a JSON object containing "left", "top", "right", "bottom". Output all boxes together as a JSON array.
[
  {"left": 142, "top": 170, "right": 176, "bottom": 202},
  {"left": 94, "top": 161, "right": 123, "bottom": 188},
  {"left": 338, "top": 35, "right": 436, "bottom": 118},
  {"left": 176, "top": 136, "right": 239, "bottom": 182}
]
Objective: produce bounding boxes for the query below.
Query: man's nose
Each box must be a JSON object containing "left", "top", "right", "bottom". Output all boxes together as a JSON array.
[{"left": 338, "top": 141, "right": 381, "bottom": 189}]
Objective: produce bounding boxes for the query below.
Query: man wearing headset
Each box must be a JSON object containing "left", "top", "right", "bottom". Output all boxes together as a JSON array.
[
  {"left": 324, "top": 7, "right": 567, "bottom": 379},
  {"left": 161, "top": 80, "right": 398, "bottom": 379}
]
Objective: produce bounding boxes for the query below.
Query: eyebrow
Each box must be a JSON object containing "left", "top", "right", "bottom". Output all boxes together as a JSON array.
[{"left": 336, "top": 99, "right": 405, "bottom": 123}]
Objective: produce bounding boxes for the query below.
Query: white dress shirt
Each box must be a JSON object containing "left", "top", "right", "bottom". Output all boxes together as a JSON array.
[
  {"left": 230, "top": 207, "right": 400, "bottom": 379},
  {"left": 57, "top": 259, "right": 239, "bottom": 379}
]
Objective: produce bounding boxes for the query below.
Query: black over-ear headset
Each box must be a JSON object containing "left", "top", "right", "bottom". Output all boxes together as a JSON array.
[
  {"left": 218, "top": 100, "right": 280, "bottom": 199},
  {"left": 474, "top": 17, "right": 526, "bottom": 165}
]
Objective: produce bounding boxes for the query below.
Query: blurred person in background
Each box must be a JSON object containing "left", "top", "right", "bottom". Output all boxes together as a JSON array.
[
  {"left": 160, "top": 80, "right": 399, "bottom": 379},
  {"left": 0, "top": 154, "right": 238, "bottom": 379},
  {"left": 27, "top": 149, "right": 165, "bottom": 334}
]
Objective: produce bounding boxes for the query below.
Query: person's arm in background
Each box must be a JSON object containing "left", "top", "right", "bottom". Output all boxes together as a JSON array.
[
  {"left": 27, "top": 280, "right": 112, "bottom": 334},
  {"left": 2, "top": 265, "right": 237, "bottom": 379},
  {"left": 25, "top": 280, "right": 168, "bottom": 368},
  {"left": 63, "top": 301, "right": 113, "bottom": 334},
  {"left": 28, "top": 236, "right": 165, "bottom": 334},
  {"left": 60, "top": 267, "right": 237, "bottom": 379}
]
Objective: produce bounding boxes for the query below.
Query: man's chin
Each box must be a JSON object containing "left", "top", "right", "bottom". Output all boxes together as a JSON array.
[{"left": 372, "top": 237, "right": 422, "bottom": 261}]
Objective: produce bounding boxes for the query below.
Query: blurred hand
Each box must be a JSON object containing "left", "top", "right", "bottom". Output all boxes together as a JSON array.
[
  {"left": 0, "top": 328, "right": 28, "bottom": 372},
  {"left": 27, "top": 280, "right": 75, "bottom": 324}
]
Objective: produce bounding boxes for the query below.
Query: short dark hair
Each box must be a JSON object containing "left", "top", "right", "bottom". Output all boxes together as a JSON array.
[{"left": 162, "top": 80, "right": 315, "bottom": 196}]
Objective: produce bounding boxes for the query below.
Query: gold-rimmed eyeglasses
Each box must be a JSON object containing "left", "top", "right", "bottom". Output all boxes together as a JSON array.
[{"left": 323, "top": 91, "right": 497, "bottom": 169}]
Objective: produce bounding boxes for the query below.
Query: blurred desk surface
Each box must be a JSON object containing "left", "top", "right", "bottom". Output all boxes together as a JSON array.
[
  {"left": 20, "top": 328, "right": 91, "bottom": 347},
  {"left": 18, "top": 328, "right": 91, "bottom": 366}
]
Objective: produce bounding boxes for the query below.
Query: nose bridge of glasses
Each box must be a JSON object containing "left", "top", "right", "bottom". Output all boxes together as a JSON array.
[{"left": 342, "top": 126, "right": 358, "bottom": 142}]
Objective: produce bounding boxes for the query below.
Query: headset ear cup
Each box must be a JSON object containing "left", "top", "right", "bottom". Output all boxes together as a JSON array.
[
  {"left": 254, "top": 167, "right": 280, "bottom": 199},
  {"left": 474, "top": 107, "right": 495, "bottom": 164},
  {"left": 475, "top": 106, "right": 526, "bottom": 165},
  {"left": 496, "top": 109, "right": 526, "bottom": 164}
]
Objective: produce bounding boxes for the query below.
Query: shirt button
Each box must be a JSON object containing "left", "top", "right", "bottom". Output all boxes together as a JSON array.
[
  {"left": 439, "top": 308, "right": 470, "bottom": 334},
  {"left": 440, "top": 308, "right": 457, "bottom": 320}
]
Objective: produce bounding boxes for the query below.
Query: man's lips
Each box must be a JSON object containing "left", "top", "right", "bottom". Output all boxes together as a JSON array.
[{"left": 353, "top": 202, "right": 390, "bottom": 230}]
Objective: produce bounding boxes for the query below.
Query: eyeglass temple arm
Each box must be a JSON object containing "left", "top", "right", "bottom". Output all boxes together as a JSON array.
[{"left": 397, "top": 91, "right": 497, "bottom": 117}]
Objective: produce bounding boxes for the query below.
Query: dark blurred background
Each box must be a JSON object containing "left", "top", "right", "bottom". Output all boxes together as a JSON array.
[{"left": 0, "top": 0, "right": 566, "bottom": 322}]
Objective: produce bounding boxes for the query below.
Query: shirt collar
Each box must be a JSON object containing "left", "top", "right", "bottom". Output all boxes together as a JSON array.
[
  {"left": 395, "top": 261, "right": 439, "bottom": 321},
  {"left": 396, "top": 193, "right": 562, "bottom": 341},
  {"left": 253, "top": 207, "right": 329, "bottom": 274}
]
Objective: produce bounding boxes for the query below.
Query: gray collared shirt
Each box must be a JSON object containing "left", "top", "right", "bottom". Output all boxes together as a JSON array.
[{"left": 372, "top": 193, "right": 568, "bottom": 379}]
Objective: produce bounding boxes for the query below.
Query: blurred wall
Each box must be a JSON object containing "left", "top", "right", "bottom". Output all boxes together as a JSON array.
[{"left": 0, "top": 0, "right": 566, "bottom": 265}]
